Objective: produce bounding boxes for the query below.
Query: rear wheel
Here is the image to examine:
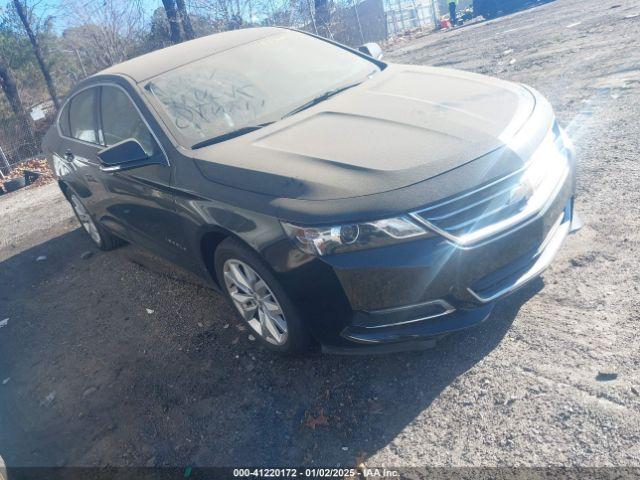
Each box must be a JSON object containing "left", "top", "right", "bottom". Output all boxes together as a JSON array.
[
  {"left": 215, "top": 238, "right": 311, "bottom": 354},
  {"left": 69, "top": 193, "right": 123, "bottom": 250}
]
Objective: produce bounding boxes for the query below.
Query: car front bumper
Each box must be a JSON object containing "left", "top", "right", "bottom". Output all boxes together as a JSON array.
[{"left": 314, "top": 168, "right": 578, "bottom": 353}]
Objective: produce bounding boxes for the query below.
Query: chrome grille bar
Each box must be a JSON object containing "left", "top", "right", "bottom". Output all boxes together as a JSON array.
[
  {"left": 411, "top": 127, "right": 571, "bottom": 247},
  {"left": 425, "top": 182, "right": 520, "bottom": 222}
]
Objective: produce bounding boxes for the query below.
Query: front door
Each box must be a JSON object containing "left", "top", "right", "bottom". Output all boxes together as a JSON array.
[{"left": 95, "top": 84, "right": 181, "bottom": 260}]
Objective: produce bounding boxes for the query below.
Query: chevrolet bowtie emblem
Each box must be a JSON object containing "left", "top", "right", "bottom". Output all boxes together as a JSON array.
[{"left": 509, "top": 181, "right": 534, "bottom": 206}]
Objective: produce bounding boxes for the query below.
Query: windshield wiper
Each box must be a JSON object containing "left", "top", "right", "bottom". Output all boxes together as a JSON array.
[
  {"left": 282, "top": 81, "right": 364, "bottom": 119},
  {"left": 191, "top": 122, "right": 274, "bottom": 149}
]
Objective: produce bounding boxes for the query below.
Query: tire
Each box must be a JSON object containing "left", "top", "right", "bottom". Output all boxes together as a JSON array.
[
  {"left": 23, "top": 169, "right": 40, "bottom": 186},
  {"left": 68, "top": 193, "right": 124, "bottom": 251},
  {"left": 4, "top": 177, "right": 26, "bottom": 193},
  {"left": 214, "top": 237, "right": 312, "bottom": 355}
]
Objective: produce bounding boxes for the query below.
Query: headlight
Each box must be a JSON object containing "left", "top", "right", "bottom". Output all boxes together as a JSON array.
[{"left": 281, "top": 216, "right": 429, "bottom": 256}]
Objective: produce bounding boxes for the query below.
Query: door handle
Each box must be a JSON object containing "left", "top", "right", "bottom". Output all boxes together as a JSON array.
[{"left": 64, "top": 149, "right": 75, "bottom": 162}]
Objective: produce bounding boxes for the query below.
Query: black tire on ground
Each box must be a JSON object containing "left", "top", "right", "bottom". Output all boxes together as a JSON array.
[
  {"left": 4, "top": 177, "right": 26, "bottom": 192},
  {"left": 67, "top": 192, "right": 125, "bottom": 251},
  {"left": 23, "top": 169, "right": 41, "bottom": 185},
  {"left": 214, "top": 237, "right": 312, "bottom": 355}
]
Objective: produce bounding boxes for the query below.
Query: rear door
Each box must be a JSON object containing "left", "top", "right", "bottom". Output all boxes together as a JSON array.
[{"left": 53, "top": 86, "right": 106, "bottom": 223}]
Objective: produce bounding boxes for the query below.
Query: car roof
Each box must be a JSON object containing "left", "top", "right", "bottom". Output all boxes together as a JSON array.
[{"left": 96, "top": 27, "right": 284, "bottom": 84}]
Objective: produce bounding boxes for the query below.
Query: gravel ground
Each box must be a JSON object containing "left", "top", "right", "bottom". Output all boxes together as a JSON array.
[{"left": 1, "top": 0, "right": 639, "bottom": 469}]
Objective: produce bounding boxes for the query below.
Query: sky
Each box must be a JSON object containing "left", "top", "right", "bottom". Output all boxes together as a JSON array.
[{"left": 30, "top": 0, "right": 168, "bottom": 31}]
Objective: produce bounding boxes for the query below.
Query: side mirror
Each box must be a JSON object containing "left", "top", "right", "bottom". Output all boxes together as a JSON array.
[
  {"left": 97, "top": 138, "right": 163, "bottom": 172},
  {"left": 358, "top": 42, "right": 383, "bottom": 60}
]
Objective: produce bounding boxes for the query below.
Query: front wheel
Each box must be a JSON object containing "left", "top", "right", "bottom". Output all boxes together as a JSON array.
[{"left": 215, "top": 238, "right": 311, "bottom": 354}]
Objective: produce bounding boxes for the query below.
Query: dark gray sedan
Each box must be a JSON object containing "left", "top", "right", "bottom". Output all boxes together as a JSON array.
[{"left": 43, "top": 27, "right": 580, "bottom": 354}]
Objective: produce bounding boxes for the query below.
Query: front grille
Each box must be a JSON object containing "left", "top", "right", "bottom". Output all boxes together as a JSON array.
[
  {"left": 411, "top": 126, "right": 571, "bottom": 246},
  {"left": 412, "top": 170, "right": 529, "bottom": 242}
]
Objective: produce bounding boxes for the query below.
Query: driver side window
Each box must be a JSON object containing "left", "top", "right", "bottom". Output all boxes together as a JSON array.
[{"left": 100, "top": 86, "right": 157, "bottom": 156}]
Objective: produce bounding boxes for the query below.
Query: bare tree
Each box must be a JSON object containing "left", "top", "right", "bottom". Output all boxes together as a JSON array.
[
  {"left": 314, "top": 0, "right": 330, "bottom": 36},
  {"left": 162, "top": 0, "right": 183, "bottom": 43},
  {"left": 191, "top": 0, "right": 250, "bottom": 29},
  {"left": 176, "top": 0, "right": 195, "bottom": 40},
  {"left": 62, "top": 0, "right": 146, "bottom": 75},
  {"left": 12, "top": 0, "right": 60, "bottom": 109},
  {"left": 0, "top": 54, "right": 30, "bottom": 122}
]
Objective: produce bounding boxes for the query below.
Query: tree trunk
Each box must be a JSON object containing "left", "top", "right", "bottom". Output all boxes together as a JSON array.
[
  {"left": 161, "top": 0, "right": 183, "bottom": 44},
  {"left": 314, "top": 0, "right": 330, "bottom": 36},
  {"left": 0, "top": 55, "right": 30, "bottom": 123},
  {"left": 13, "top": 0, "right": 60, "bottom": 109},
  {"left": 176, "top": 0, "right": 194, "bottom": 40},
  {"left": 0, "top": 55, "right": 34, "bottom": 168}
]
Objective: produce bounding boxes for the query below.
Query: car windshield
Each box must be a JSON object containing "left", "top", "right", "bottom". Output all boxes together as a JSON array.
[{"left": 144, "top": 30, "right": 380, "bottom": 147}]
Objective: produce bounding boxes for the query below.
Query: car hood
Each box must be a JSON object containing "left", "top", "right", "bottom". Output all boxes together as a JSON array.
[{"left": 192, "top": 64, "right": 536, "bottom": 201}]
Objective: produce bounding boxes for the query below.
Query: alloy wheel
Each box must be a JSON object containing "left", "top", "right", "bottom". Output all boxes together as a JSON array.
[
  {"left": 70, "top": 194, "right": 102, "bottom": 245},
  {"left": 223, "top": 259, "right": 288, "bottom": 346}
]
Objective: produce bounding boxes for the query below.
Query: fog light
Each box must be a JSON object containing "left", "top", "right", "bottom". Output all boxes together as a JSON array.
[{"left": 339, "top": 224, "right": 360, "bottom": 244}]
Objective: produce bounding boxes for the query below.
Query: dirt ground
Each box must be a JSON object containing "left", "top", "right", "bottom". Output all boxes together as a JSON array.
[{"left": 1, "top": 0, "right": 639, "bottom": 469}]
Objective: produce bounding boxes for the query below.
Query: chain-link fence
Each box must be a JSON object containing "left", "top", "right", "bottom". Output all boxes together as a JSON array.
[
  {"left": 320, "top": 0, "right": 390, "bottom": 46},
  {"left": 286, "top": 0, "right": 440, "bottom": 47},
  {"left": 0, "top": 114, "right": 45, "bottom": 178}
]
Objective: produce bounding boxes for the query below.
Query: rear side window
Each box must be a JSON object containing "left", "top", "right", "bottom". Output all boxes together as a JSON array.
[
  {"left": 69, "top": 89, "right": 98, "bottom": 143},
  {"left": 100, "top": 86, "right": 157, "bottom": 156}
]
